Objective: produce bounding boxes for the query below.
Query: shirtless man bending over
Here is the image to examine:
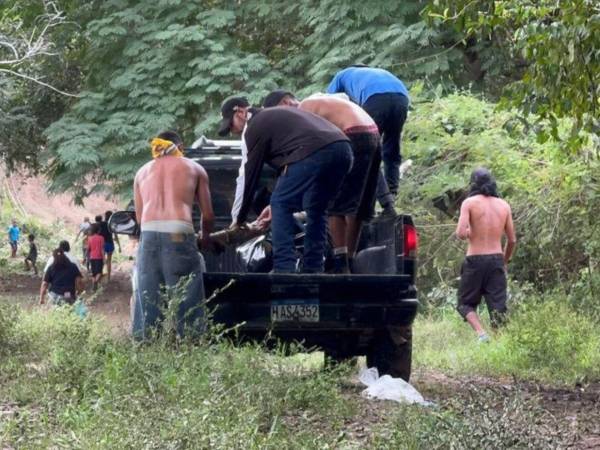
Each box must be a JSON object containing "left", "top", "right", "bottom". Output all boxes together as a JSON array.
[
  {"left": 262, "top": 91, "right": 381, "bottom": 273},
  {"left": 455, "top": 168, "right": 516, "bottom": 341},
  {"left": 133, "top": 130, "right": 214, "bottom": 339}
]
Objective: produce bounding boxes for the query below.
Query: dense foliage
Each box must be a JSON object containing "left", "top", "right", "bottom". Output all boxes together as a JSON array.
[
  {"left": 3, "top": 0, "right": 475, "bottom": 198},
  {"left": 399, "top": 91, "right": 599, "bottom": 302},
  {"left": 428, "top": 0, "right": 600, "bottom": 152}
]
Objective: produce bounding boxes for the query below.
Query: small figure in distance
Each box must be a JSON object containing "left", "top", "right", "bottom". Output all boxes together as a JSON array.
[
  {"left": 24, "top": 233, "right": 38, "bottom": 276},
  {"left": 8, "top": 219, "right": 20, "bottom": 258}
]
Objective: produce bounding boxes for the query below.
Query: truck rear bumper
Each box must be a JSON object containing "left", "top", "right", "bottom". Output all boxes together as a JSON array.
[{"left": 204, "top": 272, "right": 419, "bottom": 333}]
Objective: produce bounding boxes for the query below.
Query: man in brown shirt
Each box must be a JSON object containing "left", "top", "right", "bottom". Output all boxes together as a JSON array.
[
  {"left": 218, "top": 96, "right": 353, "bottom": 273},
  {"left": 456, "top": 168, "right": 516, "bottom": 341},
  {"left": 263, "top": 91, "right": 382, "bottom": 273}
]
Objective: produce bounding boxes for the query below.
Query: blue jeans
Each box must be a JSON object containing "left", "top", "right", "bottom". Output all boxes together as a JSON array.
[
  {"left": 363, "top": 93, "right": 409, "bottom": 198},
  {"left": 270, "top": 141, "right": 353, "bottom": 273},
  {"left": 132, "top": 231, "right": 205, "bottom": 339}
]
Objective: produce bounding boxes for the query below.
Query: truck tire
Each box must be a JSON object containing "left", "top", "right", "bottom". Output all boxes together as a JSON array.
[{"left": 366, "top": 326, "right": 412, "bottom": 382}]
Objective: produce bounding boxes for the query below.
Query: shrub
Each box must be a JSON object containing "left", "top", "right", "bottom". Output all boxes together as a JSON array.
[
  {"left": 399, "top": 92, "right": 599, "bottom": 301},
  {"left": 500, "top": 296, "right": 600, "bottom": 383},
  {"left": 414, "top": 295, "right": 600, "bottom": 384}
]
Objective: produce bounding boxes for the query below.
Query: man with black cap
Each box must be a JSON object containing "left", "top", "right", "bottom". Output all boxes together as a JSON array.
[
  {"left": 327, "top": 66, "right": 410, "bottom": 215},
  {"left": 455, "top": 167, "right": 516, "bottom": 342},
  {"left": 218, "top": 96, "right": 353, "bottom": 273}
]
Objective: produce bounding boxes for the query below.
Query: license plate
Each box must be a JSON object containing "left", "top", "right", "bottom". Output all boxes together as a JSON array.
[{"left": 271, "top": 300, "right": 319, "bottom": 322}]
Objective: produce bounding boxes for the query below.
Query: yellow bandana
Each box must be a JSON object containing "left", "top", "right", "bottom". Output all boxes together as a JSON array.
[{"left": 150, "top": 138, "right": 184, "bottom": 158}]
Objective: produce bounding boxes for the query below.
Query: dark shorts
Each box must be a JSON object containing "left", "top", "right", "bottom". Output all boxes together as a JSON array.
[
  {"left": 457, "top": 254, "right": 507, "bottom": 324},
  {"left": 104, "top": 242, "right": 115, "bottom": 254},
  {"left": 329, "top": 128, "right": 381, "bottom": 219},
  {"left": 90, "top": 259, "right": 104, "bottom": 276},
  {"left": 9, "top": 240, "right": 17, "bottom": 251}
]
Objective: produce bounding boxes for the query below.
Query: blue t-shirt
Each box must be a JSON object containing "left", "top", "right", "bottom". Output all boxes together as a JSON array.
[
  {"left": 8, "top": 225, "right": 20, "bottom": 242},
  {"left": 326, "top": 67, "right": 410, "bottom": 106}
]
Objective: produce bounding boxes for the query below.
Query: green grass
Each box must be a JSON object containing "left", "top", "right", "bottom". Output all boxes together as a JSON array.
[
  {"left": 413, "top": 296, "right": 600, "bottom": 385},
  {"left": 0, "top": 297, "right": 591, "bottom": 449},
  {"left": 0, "top": 306, "right": 357, "bottom": 449}
]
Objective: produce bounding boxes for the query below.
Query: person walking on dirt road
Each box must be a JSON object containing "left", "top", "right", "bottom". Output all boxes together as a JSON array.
[
  {"left": 75, "top": 217, "right": 91, "bottom": 272},
  {"left": 39, "top": 247, "right": 83, "bottom": 306},
  {"left": 133, "top": 130, "right": 215, "bottom": 339},
  {"left": 87, "top": 223, "right": 105, "bottom": 291},
  {"left": 8, "top": 219, "right": 20, "bottom": 258},
  {"left": 327, "top": 65, "right": 410, "bottom": 216},
  {"left": 96, "top": 212, "right": 120, "bottom": 281},
  {"left": 455, "top": 168, "right": 517, "bottom": 342},
  {"left": 24, "top": 234, "right": 38, "bottom": 275}
]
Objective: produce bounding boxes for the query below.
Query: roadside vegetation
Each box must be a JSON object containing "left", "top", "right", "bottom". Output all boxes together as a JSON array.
[
  {"left": 0, "top": 304, "right": 578, "bottom": 449},
  {"left": 1, "top": 0, "right": 599, "bottom": 447}
]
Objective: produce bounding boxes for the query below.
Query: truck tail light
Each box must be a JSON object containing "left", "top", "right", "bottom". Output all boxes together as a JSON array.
[{"left": 403, "top": 224, "right": 418, "bottom": 257}]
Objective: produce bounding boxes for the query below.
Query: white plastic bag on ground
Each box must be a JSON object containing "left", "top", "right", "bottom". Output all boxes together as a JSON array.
[{"left": 359, "top": 367, "right": 430, "bottom": 406}]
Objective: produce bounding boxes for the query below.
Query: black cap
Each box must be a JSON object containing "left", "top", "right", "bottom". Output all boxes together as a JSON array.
[
  {"left": 218, "top": 96, "right": 249, "bottom": 136},
  {"left": 262, "top": 90, "right": 295, "bottom": 108}
]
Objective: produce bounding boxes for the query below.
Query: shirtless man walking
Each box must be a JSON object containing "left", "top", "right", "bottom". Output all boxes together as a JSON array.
[
  {"left": 133, "top": 130, "right": 215, "bottom": 339},
  {"left": 263, "top": 91, "right": 381, "bottom": 272},
  {"left": 455, "top": 168, "right": 516, "bottom": 341}
]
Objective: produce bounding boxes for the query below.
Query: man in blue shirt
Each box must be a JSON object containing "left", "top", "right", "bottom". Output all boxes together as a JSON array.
[
  {"left": 8, "top": 219, "right": 20, "bottom": 258},
  {"left": 327, "top": 66, "right": 410, "bottom": 213}
]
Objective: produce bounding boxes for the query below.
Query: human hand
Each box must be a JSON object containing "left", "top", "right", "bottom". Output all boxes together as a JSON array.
[{"left": 254, "top": 206, "right": 272, "bottom": 231}]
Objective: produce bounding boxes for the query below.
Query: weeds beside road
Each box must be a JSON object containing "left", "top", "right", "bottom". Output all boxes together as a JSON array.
[{"left": 1, "top": 299, "right": 599, "bottom": 449}]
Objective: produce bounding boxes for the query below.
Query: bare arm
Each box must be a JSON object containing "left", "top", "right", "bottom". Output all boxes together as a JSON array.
[
  {"left": 75, "top": 276, "right": 84, "bottom": 295},
  {"left": 113, "top": 232, "right": 121, "bottom": 251},
  {"left": 455, "top": 200, "right": 471, "bottom": 240},
  {"left": 196, "top": 165, "right": 215, "bottom": 247},
  {"left": 133, "top": 172, "right": 143, "bottom": 225},
  {"left": 503, "top": 204, "right": 517, "bottom": 264},
  {"left": 39, "top": 281, "right": 48, "bottom": 304}
]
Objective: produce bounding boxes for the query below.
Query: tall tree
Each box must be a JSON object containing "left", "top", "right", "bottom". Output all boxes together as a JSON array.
[
  {"left": 427, "top": 0, "right": 600, "bottom": 152},
  {"left": 0, "top": 0, "right": 86, "bottom": 170},
  {"left": 45, "top": 0, "right": 473, "bottom": 199}
]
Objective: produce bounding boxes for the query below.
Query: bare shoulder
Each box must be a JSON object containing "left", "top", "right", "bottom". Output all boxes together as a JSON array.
[
  {"left": 461, "top": 196, "right": 476, "bottom": 209},
  {"left": 134, "top": 160, "right": 154, "bottom": 180},
  {"left": 182, "top": 157, "right": 207, "bottom": 177},
  {"left": 495, "top": 197, "right": 512, "bottom": 212}
]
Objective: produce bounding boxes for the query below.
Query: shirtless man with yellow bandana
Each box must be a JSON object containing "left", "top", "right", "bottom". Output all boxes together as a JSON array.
[{"left": 132, "top": 130, "right": 215, "bottom": 339}]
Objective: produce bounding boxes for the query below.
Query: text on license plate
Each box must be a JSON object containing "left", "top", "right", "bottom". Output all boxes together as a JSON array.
[{"left": 271, "top": 300, "right": 319, "bottom": 322}]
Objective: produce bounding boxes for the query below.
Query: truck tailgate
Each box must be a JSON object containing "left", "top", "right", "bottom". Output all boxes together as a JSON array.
[{"left": 203, "top": 272, "right": 418, "bottom": 330}]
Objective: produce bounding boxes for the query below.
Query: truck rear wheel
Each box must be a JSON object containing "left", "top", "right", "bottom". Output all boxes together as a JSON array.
[{"left": 366, "top": 326, "right": 412, "bottom": 382}]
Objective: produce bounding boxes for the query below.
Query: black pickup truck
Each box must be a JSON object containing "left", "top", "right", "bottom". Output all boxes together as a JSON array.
[{"left": 116, "top": 137, "right": 419, "bottom": 380}]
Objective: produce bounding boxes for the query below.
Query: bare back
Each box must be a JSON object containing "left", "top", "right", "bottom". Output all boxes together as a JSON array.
[
  {"left": 456, "top": 195, "right": 516, "bottom": 256},
  {"left": 134, "top": 156, "right": 212, "bottom": 226},
  {"left": 299, "top": 96, "right": 374, "bottom": 131}
]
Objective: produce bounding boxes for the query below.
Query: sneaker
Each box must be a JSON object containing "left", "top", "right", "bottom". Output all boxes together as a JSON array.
[{"left": 478, "top": 333, "right": 490, "bottom": 343}]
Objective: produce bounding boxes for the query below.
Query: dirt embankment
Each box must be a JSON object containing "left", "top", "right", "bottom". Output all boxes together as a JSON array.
[{"left": 2, "top": 169, "right": 120, "bottom": 228}]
